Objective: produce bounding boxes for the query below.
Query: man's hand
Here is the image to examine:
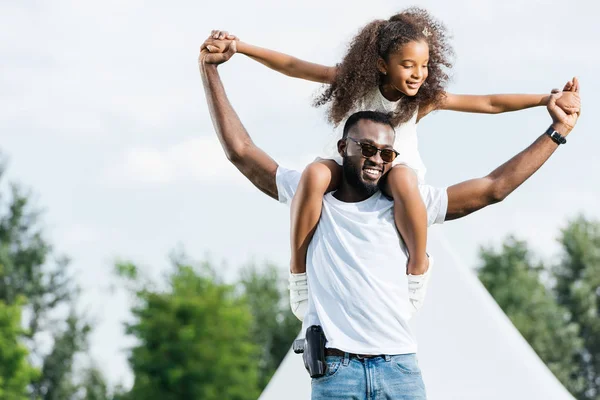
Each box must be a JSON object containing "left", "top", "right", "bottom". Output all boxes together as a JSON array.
[
  {"left": 555, "top": 91, "right": 580, "bottom": 115},
  {"left": 200, "top": 30, "right": 239, "bottom": 57},
  {"left": 554, "top": 77, "right": 581, "bottom": 117},
  {"left": 201, "top": 38, "right": 230, "bottom": 54},
  {"left": 198, "top": 39, "right": 237, "bottom": 66},
  {"left": 547, "top": 89, "right": 580, "bottom": 136}
]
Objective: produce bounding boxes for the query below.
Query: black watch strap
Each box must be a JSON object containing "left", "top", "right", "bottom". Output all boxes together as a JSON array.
[{"left": 545, "top": 126, "right": 567, "bottom": 145}]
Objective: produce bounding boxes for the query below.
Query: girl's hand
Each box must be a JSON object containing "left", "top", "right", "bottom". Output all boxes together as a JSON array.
[
  {"left": 556, "top": 92, "right": 581, "bottom": 115},
  {"left": 201, "top": 38, "right": 232, "bottom": 54},
  {"left": 555, "top": 77, "right": 581, "bottom": 116},
  {"left": 210, "top": 29, "right": 239, "bottom": 41},
  {"left": 548, "top": 91, "right": 579, "bottom": 132}
]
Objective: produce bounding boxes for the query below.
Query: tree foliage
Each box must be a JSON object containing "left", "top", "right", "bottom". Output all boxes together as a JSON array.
[
  {"left": 119, "top": 260, "right": 261, "bottom": 400},
  {"left": 0, "top": 156, "right": 109, "bottom": 399},
  {"left": 478, "top": 216, "right": 600, "bottom": 399},
  {"left": 0, "top": 299, "right": 39, "bottom": 400},
  {"left": 239, "top": 263, "right": 301, "bottom": 390},
  {"left": 478, "top": 237, "right": 585, "bottom": 394},
  {"left": 554, "top": 216, "right": 600, "bottom": 399}
]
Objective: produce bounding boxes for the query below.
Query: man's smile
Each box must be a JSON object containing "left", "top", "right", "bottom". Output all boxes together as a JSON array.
[{"left": 363, "top": 166, "right": 383, "bottom": 180}]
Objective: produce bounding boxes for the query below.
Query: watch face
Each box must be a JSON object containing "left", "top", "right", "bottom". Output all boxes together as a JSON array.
[{"left": 549, "top": 130, "right": 565, "bottom": 144}]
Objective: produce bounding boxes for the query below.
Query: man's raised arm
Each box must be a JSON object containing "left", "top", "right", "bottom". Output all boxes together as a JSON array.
[
  {"left": 446, "top": 85, "right": 580, "bottom": 221},
  {"left": 199, "top": 41, "right": 279, "bottom": 200}
]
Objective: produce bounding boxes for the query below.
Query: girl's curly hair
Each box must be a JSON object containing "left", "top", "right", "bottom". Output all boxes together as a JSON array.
[{"left": 315, "top": 7, "right": 454, "bottom": 126}]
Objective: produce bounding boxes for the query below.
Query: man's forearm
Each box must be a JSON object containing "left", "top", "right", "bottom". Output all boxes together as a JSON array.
[
  {"left": 486, "top": 130, "right": 558, "bottom": 198},
  {"left": 446, "top": 123, "right": 568, "bottom": 220},
  {"left": 199, "top": 60, "right": 279, "bottom": 199},
  {"left": 200, "top": 63, "right": 252, "bottom": 162}
]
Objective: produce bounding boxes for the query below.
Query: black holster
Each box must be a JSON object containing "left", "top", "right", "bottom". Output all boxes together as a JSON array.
[{"left": 293, "top": 325, "right": 327, "bottom": 378}]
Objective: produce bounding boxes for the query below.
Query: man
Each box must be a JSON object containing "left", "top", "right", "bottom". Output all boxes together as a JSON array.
[{"left": 199, "top": 43, "right": 580, "bottom": 399}]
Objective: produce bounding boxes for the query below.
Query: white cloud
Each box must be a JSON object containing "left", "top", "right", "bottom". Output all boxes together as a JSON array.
[
  {"left": 106, "top": 135, "right": 316, "bottom": 186},
  {"left": 106, "top": 136, "right": 244, "bottom": 184},
  {"left": 57, "top": 223, "right": 99, "bottom": 247}
]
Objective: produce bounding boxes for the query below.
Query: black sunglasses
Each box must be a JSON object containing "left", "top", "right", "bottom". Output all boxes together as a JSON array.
[{"left": 346, "top": 137, "right": 399, "bottom": 163}]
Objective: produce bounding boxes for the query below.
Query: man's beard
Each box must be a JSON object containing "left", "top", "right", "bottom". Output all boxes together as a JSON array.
[{"left": 342, "top": 157, "right": 380, "bottom": 198}]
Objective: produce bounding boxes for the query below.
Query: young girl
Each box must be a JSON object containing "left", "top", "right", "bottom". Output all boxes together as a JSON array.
[{"left": 203, "top": 8, "right": 578, "bottom": 314}]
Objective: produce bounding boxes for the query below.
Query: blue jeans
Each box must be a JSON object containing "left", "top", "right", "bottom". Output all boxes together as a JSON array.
[{"left": 311, "top": 353, "right": 426, "bottom": 400}]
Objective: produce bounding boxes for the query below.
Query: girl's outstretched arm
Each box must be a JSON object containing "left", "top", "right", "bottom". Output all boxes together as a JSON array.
[
  {"left": 442, "top": 93, "right": 551, "bottom": 113},
  {"left": 203, "top": 31, "right": 337, "bottom": 84},
  {"left": 418, "top": 78, "right": 580, "bottom": 119},
  {"left": 238, "top": 42, "right": 337, "bottom": 83}
]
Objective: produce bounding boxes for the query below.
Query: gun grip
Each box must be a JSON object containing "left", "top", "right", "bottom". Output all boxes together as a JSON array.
[{"left": 293, "top": 338, "right": 305, "bottom": 354}]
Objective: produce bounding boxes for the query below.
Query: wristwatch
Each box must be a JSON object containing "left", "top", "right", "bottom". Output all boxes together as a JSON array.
[{"left": 545, "top": 126, "right": 567, "bottom": 145}]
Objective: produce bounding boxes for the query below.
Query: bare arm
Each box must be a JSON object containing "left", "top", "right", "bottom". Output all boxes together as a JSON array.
[
  {"left": 199, "top": 46, "right": 279, "bottom": 200},
  {"left": 445, "top": 90, "right": 580, "bottom": 221},
  {"left": 238, "top": 42, "right": 337, "bottom": 83},
  {"left": 418, "top": 79, "right": 580, "bottom": 120},
  {"left": 203, "top": 37, "right": 337, "bottom": 84},
  {"left": 440, "top": 92, "right": 550, "bottom": 114},
  {"left": 445, "top": 131, "right": 558, "bottom": 220},
  {"left": 418, "top": 93, "right": 548, "bottom": 121}
]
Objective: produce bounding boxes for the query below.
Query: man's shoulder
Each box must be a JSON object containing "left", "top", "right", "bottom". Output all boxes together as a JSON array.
[{"left": 276, "top": 166, "right": 301, "bottom": 205}]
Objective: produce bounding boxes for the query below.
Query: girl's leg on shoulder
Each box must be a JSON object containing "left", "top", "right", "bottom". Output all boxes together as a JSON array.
[
  {"left": 382, "top": 165, "right": 429, "bottom": 275},
  {"left": 290, "top": 159, "right": 341, "bottom": 274}
]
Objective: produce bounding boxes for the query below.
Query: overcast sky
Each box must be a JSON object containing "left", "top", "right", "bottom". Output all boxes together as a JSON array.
[{"left": 2, "top": 0, "right": 598, "bottom": 389}]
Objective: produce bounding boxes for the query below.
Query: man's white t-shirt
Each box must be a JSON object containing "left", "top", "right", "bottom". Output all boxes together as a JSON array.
[{"left": 276, "top": 166, "right": 448, "bottom": 355}]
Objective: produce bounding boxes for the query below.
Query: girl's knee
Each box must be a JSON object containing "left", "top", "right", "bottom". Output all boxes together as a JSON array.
[
  {"left": 386, "top": 165, "right": 419, "bottom": 192},
  {"left": 300, "top": 162, "right": 335, "bottom": 192}
]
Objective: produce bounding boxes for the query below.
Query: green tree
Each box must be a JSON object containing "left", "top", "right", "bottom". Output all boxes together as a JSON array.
[
  {"left": 119, "top": 260, "right": 261, "bottom": 400},
  {"left": 0, "top": 156, "right": 110, "bottom": 399},
  {"left": 33, "top": 314, "right": 91, "bottom": 400},
  {"left": 0, "top": 299, "right": 39, "bottom": 400},
  {"left": 80, "top": 366, "right": 110, "bottom": 400},
  {"left": 239, "top": 263, "right": 301, "bottom": 390},
  {"left": 554, "top": 216, "right": 600, "bottom": 399},
  {"left": 478, "top": 237, "right": 585, "bottom": 395}
]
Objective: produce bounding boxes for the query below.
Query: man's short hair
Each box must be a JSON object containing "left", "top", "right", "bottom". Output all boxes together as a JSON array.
[{"left": 342, "top": 111, "right": 395, "bottom": 139}]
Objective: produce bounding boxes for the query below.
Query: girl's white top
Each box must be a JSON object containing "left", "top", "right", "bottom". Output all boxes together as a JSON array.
[{"left": 321, "top": 87, "right": 427, "bottom": 183}]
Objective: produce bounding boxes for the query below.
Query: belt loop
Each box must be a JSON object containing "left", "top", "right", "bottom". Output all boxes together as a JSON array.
[
  {"left": 384, "top": 354, "right": 391, "bottom": 362},
  {"left": 343, "top": 352, "right": 350, "bottom": 366}
]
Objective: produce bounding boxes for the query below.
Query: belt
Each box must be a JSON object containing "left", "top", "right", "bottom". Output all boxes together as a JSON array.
[{"left": 325, "top": 347, "right": 385, "bottom": 360}]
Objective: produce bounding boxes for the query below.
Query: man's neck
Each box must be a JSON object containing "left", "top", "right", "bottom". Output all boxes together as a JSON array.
[{"left": 333, "top": 181, "right": 376, "bottom": 203}]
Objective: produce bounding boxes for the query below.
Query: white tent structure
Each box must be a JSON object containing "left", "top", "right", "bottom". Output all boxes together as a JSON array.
[{"left": 260, "top": 229, "right": 574, "bottom": 400}]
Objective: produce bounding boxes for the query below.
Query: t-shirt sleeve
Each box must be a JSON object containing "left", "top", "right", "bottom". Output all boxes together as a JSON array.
[
  {"left": 275, "top": 166, "right": 302, "bottom": 206},
  {"left": 419, "top": 184, "right": 448, "bottom": 226}
]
